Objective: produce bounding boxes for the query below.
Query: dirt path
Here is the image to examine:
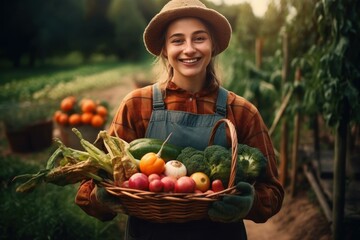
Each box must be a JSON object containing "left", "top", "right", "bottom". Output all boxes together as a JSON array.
[
  {"left": 86, "top": 76, "right": 136, "bottom": 117},
  {"left": 89, "top": 81, "right": 332, "bottom": 240}
]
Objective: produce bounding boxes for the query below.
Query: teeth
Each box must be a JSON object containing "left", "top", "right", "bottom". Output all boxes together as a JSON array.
[{"left": 182, "top": 58, "right": 198, "bottom": 63}]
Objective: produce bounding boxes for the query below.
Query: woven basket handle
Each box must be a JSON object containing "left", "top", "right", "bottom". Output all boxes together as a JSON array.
[{"left": 208, "top": 119, "right": 238, "bottom": 189}]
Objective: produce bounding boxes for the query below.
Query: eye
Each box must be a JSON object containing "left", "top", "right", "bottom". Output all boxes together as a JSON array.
[
  {"left": 171, "top": 38, "right": 184, "bottom": 45},
  {"left": 194, "top": 35, "right": 207, "bottom": 42}
]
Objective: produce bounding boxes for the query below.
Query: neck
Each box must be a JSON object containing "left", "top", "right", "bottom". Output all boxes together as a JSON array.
[{"left": 172, "top": 73, "right": 206, "bottom": 93}]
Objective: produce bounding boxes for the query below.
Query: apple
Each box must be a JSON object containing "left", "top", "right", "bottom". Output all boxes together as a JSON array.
[
  {"left": 174, "top": 176, "right": 196, "bottom": 193},
  {"left": 128, "top": 173, "right": 149, "bottom": 191},
  {"left": 190, "top": 172, "right": 210, "bottom": 192},
  {"left": 161, "top": 176, "right": 176, "bottom": 192},
  {"left": 211, "top": 179, "right": 225, "bottom": 192},
  {"left": 149, "top": 179, "right": 163, "bottom": 192},
  {"left": 148, "top": 173, "right": 161, "bottom": 182}
]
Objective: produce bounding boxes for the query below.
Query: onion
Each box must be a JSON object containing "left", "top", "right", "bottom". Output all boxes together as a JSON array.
[{"left": 164, "top": 160, "right": 187, "bottom": 179}]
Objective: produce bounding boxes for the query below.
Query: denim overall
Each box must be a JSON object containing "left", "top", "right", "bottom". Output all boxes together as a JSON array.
[{"left": 125, "top": 83, "right": 247, "bottom": 240}]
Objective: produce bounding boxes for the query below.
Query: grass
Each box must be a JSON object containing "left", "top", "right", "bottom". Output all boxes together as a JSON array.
[
  {"left": 0, "top": 149, "right": 127, "bottom": 240},
  {"left": 0, "top": 60, "right": 151, "bottom": 103},
  {"left": 0, "top": 59, "right": 154, "bottom": 239}
]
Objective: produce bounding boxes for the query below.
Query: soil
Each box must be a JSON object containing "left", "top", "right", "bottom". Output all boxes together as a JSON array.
[
  {"left": 89, "top": 80, "right": 333, "bottom": 240},
  {"left": 245, "top": 190, "right": 332, "bottom": 240}
]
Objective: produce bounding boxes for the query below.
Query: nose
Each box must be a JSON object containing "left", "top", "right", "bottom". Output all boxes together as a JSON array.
[{"left": 183, "top": 41, "right": 196, "bottom": 55}]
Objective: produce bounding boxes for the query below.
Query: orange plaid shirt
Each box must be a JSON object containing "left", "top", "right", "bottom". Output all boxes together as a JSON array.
[{"left": 108, "top": 81, "right": 284, "bottom": 223}]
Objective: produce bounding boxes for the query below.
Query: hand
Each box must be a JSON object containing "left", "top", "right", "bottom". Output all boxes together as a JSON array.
[
  {"left": 75, "top": 180, "right": 117, "bottom": 221},
  {"left": 208, "top": 182, "right": 255, "bottom": 223},
  {"left": 93, "top": 184, "right": 125, "bottom": 213}
]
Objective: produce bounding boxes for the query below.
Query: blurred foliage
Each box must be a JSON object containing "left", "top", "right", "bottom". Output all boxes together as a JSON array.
[
  {"left": 0, "top": 61, "right": 150, "bottom": 130},
  {"left": 0, "top": 61, "right": 149, "bottom": 103},
  {"left": 301, "top": 0, "right": 360, "bottom": 127},
  {"left": 0, "top": 0, "right": 159, "bottom": 67},
  {"left": 0, "top": 152, "right": 126, "bottom": 240}
]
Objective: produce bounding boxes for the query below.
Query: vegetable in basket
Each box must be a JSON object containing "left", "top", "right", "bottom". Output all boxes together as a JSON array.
[
  {"left": 12, "top": 128, "right": 137, "bottom": 193},
  {"left": 138, "top": 133, "right": 172, "bottom": 176},
  {"left": 176, "top": 147, "right": 211, "bottom": 176},
  {"left": 126, "top": 137, "right": 183, "bottom": 162},
  {"left": 177, "top": 144, "right": 267, "bottom": 186}
]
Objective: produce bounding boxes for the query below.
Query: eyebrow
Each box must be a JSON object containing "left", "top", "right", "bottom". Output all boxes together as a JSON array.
[{"left": 168, "top": 30, "right": 209, "bottom": 39}]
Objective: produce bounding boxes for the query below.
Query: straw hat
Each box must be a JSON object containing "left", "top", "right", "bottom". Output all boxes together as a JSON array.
[{"left": 143, "top": 0, "right": 232, "bottom": 56}]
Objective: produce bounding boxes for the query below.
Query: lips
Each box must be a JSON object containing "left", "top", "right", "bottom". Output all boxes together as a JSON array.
[{"left": 180, "top": 58, "right": 201, "bottom": 64}]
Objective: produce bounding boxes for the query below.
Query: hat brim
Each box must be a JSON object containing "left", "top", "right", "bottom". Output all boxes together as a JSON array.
[{"left": 143, "top": 6, "right": 232, "bottom": 56}]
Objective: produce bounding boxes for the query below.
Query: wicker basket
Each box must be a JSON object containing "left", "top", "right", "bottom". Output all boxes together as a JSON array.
[{"left": 102, "top": 118, "right": 239, "bottom": 223}]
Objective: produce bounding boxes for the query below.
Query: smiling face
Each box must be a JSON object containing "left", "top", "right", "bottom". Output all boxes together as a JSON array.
[{"left": 163, "top": 17, "right": 213, "bottom": 93}]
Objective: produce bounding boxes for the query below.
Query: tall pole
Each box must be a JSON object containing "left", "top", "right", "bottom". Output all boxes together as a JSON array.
[
  {"left": 290, "top": 68, "right": 301, "bottom": 197},
  {"left": 333, "top": 100, "right": 349, "bottom": 239},
  {"left": 279, "top": 32, "right": 289, "bottom": 186}
]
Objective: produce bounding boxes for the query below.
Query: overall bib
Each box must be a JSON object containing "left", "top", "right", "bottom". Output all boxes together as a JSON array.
[{"left": 125, "top": 83, "right": 247, "bottom": 240}]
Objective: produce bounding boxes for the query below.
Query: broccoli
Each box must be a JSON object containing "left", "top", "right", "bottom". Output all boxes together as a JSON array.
[
  {"left": 177, "top": 144, "right": 267, "bottom": 185},
  {"left": 203, "top": 145, "right": 247, "bottom": 187},
  {"left": 176, "top": 147, "right": 211, "bottom": 176},
  {"left": 237, "top": 144, "right": 268, "bottom": 182}
]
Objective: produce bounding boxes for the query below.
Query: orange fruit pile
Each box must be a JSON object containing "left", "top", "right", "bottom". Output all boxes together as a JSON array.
[{"left": 53, "top": 96, "right": 108, "bottom": 128}]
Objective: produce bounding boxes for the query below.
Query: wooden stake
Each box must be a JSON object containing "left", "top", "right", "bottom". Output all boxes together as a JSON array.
[
  {"left": 279, "top": 32, "right": 289, "bottom": 186},
  {"left": 290, "top": 68, "right": 302, "bottom": 197}
]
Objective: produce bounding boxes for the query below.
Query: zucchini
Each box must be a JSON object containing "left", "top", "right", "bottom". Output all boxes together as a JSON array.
[{"left": 127, "top": 138, "right": 183, "bottom": 161}]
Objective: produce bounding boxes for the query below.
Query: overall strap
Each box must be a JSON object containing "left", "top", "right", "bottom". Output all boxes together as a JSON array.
[
  {"left": 215, "top": 87, "right": 228, "bottom": 117},
  {"left": 152, "top": 83, "right": 228, "bottom": 116},
  {"left": 152, "top": 83, "right": 165, "bottom": 110}
]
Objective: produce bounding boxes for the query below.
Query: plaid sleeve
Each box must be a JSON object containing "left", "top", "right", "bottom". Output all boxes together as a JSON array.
[
  {"left": 227, "top": 92, "right": 284, "bottom": 223},
  {"left": 107, "top": 85, "right": 153, "bottom": 142}
]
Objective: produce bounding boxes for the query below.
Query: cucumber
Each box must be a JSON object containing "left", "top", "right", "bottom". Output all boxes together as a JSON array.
[{"left": 127, "top": 138, "right": 183, "bottom": 161}]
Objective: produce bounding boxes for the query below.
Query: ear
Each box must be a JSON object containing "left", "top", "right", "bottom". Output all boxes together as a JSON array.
[{"left": 162, "top": 48, "right": 168, "bottom": 58}]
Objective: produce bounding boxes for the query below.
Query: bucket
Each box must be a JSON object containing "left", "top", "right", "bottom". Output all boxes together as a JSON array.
[{"left": 5, "top": 120, "right": 53, "bottom": 153}]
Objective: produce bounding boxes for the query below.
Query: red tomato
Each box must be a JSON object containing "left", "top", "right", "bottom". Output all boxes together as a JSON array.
[{"left": 211, "top": 179, "right": 225, "bottom": 192}]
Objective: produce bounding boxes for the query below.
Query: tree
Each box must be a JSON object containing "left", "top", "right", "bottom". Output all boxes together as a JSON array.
[{"left": 107, "top": 0, "right": 147, "bottom": 60}]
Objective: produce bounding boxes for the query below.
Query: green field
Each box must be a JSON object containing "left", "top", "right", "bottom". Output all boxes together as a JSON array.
[{"left": 0, "top": 60, "right": 152, "bottom": 239}]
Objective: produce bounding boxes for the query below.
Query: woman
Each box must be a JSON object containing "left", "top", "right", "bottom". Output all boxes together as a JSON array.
[{"left": 75, "top": 0, "right": 284, "bottom": 239}]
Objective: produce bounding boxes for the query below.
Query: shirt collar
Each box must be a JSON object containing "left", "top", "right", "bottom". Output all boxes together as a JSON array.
[{"left": 166, "top": 81, "right": 218, "bottom": 97}]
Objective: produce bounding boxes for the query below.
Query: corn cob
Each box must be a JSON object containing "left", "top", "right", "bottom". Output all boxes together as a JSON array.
[
  {"left": 44, "top": 160, "right": 102, "bottom": 186},
  {"left": 98, "top": 130, "right": 124, "bottom": 158},
  {"left": 121, "top": 155, "right": 139, "bottom": 179},
  {"left": 72, "top": 128, "right": 112, "bottom": 174},
  {"left": 112, "top": 156, "right": 126, "bottom": 186}
]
